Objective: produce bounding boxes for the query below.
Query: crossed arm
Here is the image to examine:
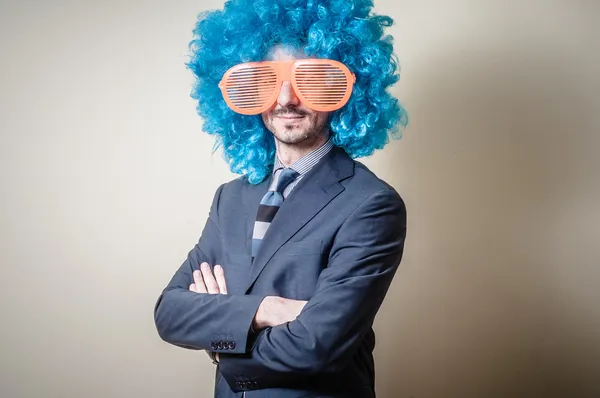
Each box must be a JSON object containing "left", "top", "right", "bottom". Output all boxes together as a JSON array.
[
  {"left": 189, "top": 262, "right": 309, "bottom": 363},
  {"left": 154, "top": 185, "right": 309, "bottom": 355},
  {"left": 154, "top": 186, "right": 406, "bottom": 390}
]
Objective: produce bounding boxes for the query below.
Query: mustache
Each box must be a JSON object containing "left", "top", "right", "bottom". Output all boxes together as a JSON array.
[{"left": 272, "top": 108, "right": 308, "bottom": 117}]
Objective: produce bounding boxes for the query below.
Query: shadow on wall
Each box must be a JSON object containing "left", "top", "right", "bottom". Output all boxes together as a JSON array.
[{"left": 369, "top": 17, "right": 600, "bottom": 398}]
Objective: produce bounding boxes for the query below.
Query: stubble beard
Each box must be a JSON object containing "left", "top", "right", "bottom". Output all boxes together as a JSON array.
[
  {"left": 274, "top": 121, "right": 320, "bottom": 145},
  {"left": 263, "top": 112, "right": 329, "bottom": 147}
]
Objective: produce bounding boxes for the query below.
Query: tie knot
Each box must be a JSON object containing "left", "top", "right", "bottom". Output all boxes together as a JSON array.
[{"left": 275, "top": 168, "right": 299, "bottom": 193}]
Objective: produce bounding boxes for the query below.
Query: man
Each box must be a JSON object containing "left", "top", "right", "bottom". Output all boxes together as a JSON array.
[{"left": 154, "top": 0, "right": 408, "bottom": 397}]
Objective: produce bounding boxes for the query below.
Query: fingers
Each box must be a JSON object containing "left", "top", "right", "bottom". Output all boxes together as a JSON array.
[
  {"left": 193, "top": 267, "right": 208, "bottom": 293},
  {"left": 214, "top": 264, "right": 228, "bottom": 294},
  {"left": 190, "top": 263, "right": 227, "bottom": 294},
  {"left": 201, "top": 262, "right": 220, "bottom": 294}
]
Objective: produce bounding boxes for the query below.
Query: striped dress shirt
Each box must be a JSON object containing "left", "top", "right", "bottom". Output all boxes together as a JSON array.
[{"left": 269, "top": 137, "right": 334, "bottom": 199}]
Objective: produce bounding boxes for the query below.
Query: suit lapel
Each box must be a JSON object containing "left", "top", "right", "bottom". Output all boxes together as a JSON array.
[{"left": 245, "top": 147, "right": 354, "bottom": 292}]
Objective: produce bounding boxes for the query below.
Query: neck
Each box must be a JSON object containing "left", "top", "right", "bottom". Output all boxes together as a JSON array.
[{"left": 275, "top": 130, "right": 330, "bottom": 167}]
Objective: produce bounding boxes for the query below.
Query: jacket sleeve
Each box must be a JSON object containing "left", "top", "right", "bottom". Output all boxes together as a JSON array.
[
  {"left": 217, "top": 188, "right": 407, "bottom": 390},
  {"left": 153, "top": 183, "right": 264, "bottom": 355}
]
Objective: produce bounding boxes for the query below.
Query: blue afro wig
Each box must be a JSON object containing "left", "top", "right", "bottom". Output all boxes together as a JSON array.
[{"left": 186, "top": 0, "right": 408, "bottom": 184}]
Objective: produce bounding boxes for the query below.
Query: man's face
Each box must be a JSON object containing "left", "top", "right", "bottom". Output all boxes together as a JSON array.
[{"left": 261, "top": 45, "right": 332, "bottom": 146}]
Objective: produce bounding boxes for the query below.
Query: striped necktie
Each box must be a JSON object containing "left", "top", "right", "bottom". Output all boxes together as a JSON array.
[{"left": 252, "top": 167, "right": 299, "bottom": 259}]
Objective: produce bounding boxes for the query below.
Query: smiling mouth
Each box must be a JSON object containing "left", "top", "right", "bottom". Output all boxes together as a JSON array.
[{"left": 277, "top": 115, "right": 305, "bottom": 120}]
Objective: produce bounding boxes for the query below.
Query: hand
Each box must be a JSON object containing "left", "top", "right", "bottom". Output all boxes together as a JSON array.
[
  {"left": 253, "top": 296, "right": 308, "bottom": 330},
  {"left": 189, "top": 262, "right": 226, "bottom": 364},
  {"left": 189, "top": 262, "right": 227, "bottom": 294}
]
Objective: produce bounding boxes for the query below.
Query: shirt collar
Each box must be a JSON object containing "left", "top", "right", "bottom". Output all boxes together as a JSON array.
[{"left": 273, "top": 137, "right": 334, "bottom": 176}]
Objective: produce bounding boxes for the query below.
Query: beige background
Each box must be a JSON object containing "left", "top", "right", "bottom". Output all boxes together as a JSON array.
[{"left": 1, "top": 0, "right": 599, "bottom": 397}]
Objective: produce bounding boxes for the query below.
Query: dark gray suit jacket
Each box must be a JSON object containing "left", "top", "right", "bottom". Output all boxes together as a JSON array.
[{"left": 154, "top": 146, "right": 407, "bottom": 397}]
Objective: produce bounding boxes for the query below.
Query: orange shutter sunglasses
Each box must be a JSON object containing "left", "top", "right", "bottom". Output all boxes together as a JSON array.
[{"left": 218, "top": 59, "right": 356, "bottom": 115}]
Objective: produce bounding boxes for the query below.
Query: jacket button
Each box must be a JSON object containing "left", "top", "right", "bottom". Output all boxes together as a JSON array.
[
  {"left": 228, "top": 341, "right": 236, "bottom": 350},
  {"left": 210, "top": 341, "right": 217, "bottom": 350},
  {"left": 217, "top": 341, "right": 223, "bottom": 350}
]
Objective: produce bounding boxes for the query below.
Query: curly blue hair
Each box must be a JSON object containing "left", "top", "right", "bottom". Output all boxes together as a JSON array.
[{"left": 186, "top": 0, "right": 408, "bottom": 184}]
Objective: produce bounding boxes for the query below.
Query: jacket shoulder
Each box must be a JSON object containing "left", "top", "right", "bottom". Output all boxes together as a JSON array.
[
  {"left": 218, "top": 174, "right": 253, "bottom": 195},
  {"left": 345, "top": 160, "right": 403, "bottom": 200}
]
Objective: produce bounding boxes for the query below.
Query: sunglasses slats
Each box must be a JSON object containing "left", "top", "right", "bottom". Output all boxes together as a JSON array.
[
  {"left": 222, "top": 65, "right": 278, "bottom": 113},
  {"left": 294, "top": 63, "right": 348, "bottom": 109},
  {"left": 220, "top": 60, "right": 354, "bottom": 114}
]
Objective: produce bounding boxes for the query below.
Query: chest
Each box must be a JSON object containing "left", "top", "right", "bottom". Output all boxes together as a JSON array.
[{"left": 216, "top": 197, "right": 335, "bottom": 299}]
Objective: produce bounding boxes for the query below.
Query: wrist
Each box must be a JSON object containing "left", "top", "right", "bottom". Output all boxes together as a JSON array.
[{"left": 253, "top": 296, "right": 275, "bottom": 330}]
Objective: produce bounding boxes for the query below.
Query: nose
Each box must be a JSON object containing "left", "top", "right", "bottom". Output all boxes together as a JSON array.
[{"left": 277, "top": 81, "right": 300, "bottom": 107}]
